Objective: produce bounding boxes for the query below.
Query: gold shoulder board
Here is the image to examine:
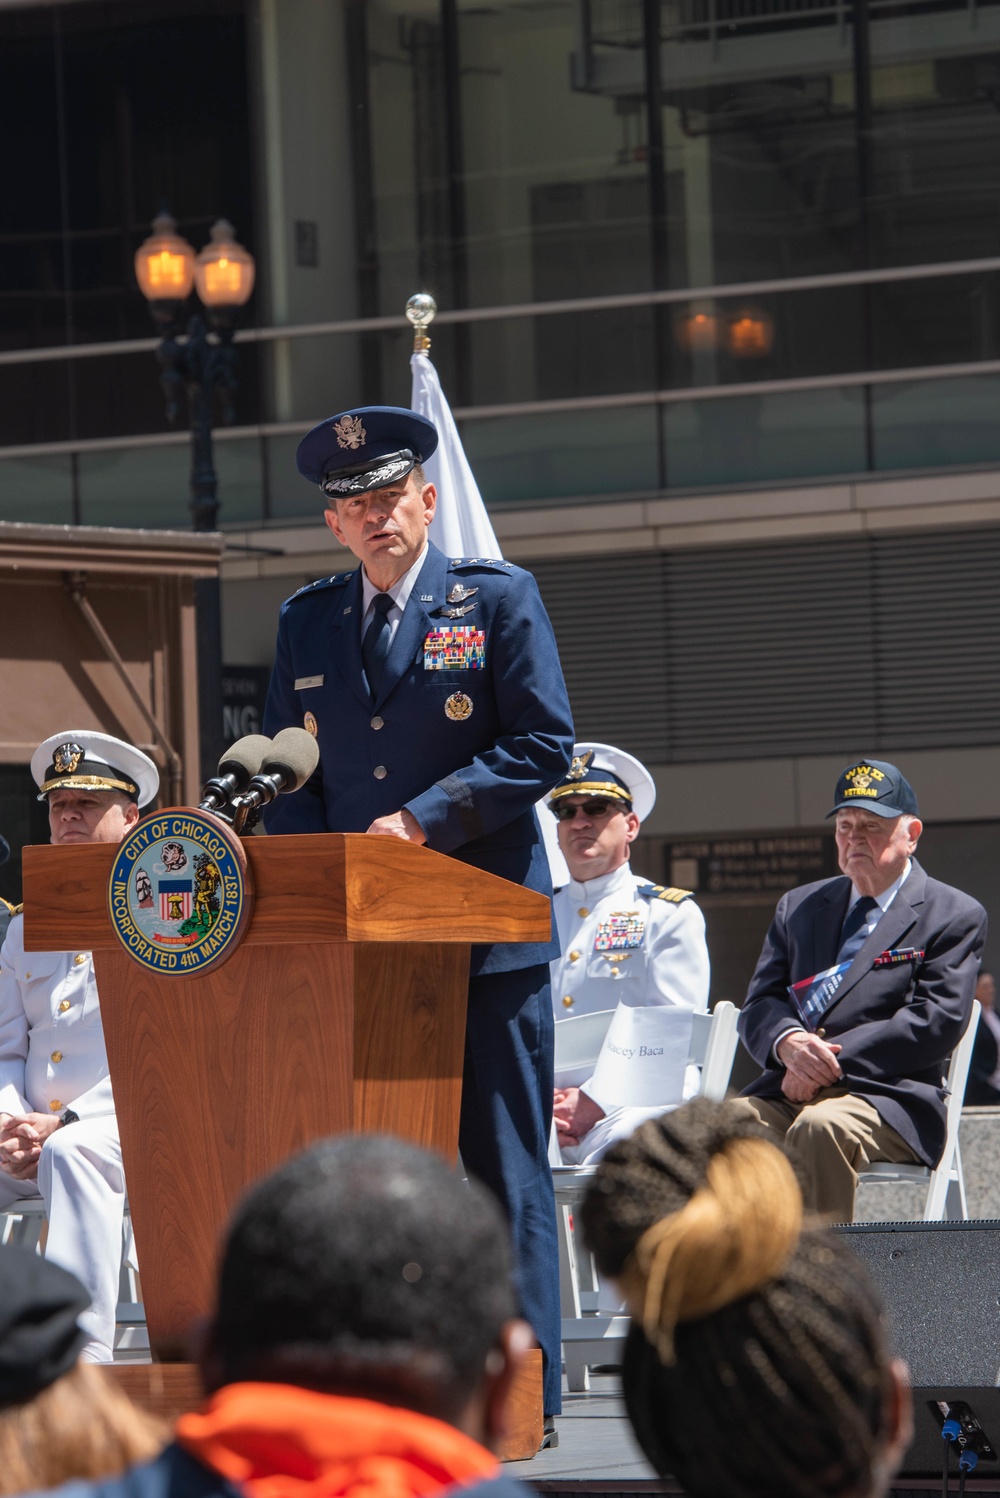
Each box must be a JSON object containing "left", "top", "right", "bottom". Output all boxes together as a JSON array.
[
  {"left": 0, "top": 899, "right": 21, "bottom": 916},
  {"left": 653, "top": 886, "right": 694, "bottom": 904}
]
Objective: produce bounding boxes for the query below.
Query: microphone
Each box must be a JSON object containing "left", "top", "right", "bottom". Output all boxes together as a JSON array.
[
  {"left": 199, "top": 735, "right": 273, "bottom": 812},
  {"left": 235, "top": 728, "right": 320, "bottom": 810}
]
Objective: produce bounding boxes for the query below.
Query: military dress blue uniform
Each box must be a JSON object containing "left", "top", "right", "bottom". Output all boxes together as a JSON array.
[{"left": 263, "top": 527, "right": 573, "bottom": 1413}]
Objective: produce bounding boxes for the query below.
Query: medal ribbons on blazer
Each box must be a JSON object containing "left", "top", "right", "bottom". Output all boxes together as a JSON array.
[
  {"left": 108, "top": 810, "right": 251, "bottom": 976},
  {"left": 594, "top": 912, "right": 646, "bottom": 952},
  {"left": 873, "top": 947, "right": 925, "bottom": 967},
  {"left": 424, "top": 626, "right": 486, "bottom": 670}
]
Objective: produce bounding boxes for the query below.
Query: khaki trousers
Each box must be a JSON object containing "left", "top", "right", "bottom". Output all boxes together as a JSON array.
[{"left": 730, "top": 1088, "right": 921, "bottom": 1222}]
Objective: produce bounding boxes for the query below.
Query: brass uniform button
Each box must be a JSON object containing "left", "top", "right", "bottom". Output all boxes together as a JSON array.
[
  {"left": 49, "top": 1100, "right": 62, "bottom": 1112},
  {"left": 569, "top": 950, "right": 581, "bottom": 962},
  {"left": 73, "top": 954, "right": 87, "bottom": 966},
  {"left": 371, "top": 716, "right": 384, "bottom": 730},
  {"left": 51, "top": 1051, "right": 62, "bottom": 1063},
  {"left": 610, "top": 966, "right": 620, "bottom": 976},
  {"left": 578, "top": 907, "right": 589, "bottom": 918},
  {"left": 373, "top": 765, "right": 387, "bottom": 780},
  {"left": 58, "top": 1000, "right": 71, "bottom": 1013},
  {"left": 562, "top": 996, "right": 574, "bottom": 1009},
  {"left": 817, "top": 1027, "right": 827, "bottom": 1039},
  {"left": 24, "top": 972, "right": 31, "bottom": 980}
]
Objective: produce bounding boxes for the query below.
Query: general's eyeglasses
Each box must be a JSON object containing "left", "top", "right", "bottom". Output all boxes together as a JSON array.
[{"left": 551, "top": 798, "right": 624, "bottom": 821}]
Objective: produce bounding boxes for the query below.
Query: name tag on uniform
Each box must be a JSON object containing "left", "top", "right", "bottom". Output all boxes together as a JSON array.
[
  {"left": 424, "top": 627, "right": 486, "bottom": 670},
  {"left": 294, "top": 675, "right": 324, "bottom": 691},
  {"left": 788, "top": 961, "right": 851, "bottom": 1030},
  {"left": 594, "top": 913, "right": 645, "bottom": 952},
  {"left": 589, "top": 1006, "right": 692, "bottom": 1109}
]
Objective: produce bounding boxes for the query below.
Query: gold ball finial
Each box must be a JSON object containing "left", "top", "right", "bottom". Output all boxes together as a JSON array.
[{"left": 406, "top": 293, "right": 437, "bottom": 353}]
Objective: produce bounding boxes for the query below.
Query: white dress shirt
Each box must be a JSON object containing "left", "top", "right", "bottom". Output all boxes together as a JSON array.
[{"left": 359, "top": 542, "right": 429, "bottom": 652}]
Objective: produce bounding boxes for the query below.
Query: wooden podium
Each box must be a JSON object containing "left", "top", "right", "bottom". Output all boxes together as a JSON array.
[{"left": 21, "top": 832, "right": 551, "bottom": 1361}]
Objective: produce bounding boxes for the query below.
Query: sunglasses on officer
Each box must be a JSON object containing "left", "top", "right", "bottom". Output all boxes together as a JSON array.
[{"left": 551, "top": 798, "right": 628, "bottom": 821}]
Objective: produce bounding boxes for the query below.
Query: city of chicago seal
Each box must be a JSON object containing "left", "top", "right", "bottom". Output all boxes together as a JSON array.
[{"left": 108, "top": 809, "right": 252, "bottom": 975}]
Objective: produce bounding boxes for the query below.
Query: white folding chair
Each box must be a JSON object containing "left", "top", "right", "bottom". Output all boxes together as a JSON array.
[
  {"left": 0, "top": 1198, "right": 148, "bottom": 1360},
  {"left": 552, "top": 1000, "right": 740, "bottom": 1390},
  {"left": 856, "top": 999, "right": 980, "bottom": 1222}
]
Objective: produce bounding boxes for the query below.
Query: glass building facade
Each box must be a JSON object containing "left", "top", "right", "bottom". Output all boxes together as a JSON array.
[{"left": 2, "top": 0, "right": 1000, "bottom": 528}]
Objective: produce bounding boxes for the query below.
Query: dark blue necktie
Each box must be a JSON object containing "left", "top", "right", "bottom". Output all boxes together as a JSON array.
[
  {"left": 837, "top": 895, "right": 879, "bottom": 966},
  {"left": 362, "top": 592, "right": 394, "bottom": 698}
]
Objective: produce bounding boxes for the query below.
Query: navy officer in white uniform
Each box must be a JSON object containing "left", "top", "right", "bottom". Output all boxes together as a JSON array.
[
  {"left": 547, "top": 744, "right": 710, "bottom": 1165},
  {"left": 262, "top": 407, "right": 573, "bottom": 1419},
  {"left": 0, "top": 730, "right": 159, "bottom": 1361}
]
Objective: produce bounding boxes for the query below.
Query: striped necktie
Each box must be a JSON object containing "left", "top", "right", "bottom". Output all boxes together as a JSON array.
[{"left": 836, "top": 895, "right": 879, "bottom": 966}]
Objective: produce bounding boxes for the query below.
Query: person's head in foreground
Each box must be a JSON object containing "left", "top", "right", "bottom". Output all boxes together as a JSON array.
[
  {"left": 580, "top": 1099, "right": 913, "bottom": 1498},
  {"left": 182, "top": 1134, "right": 531, "bottom": 1490},
  {"left": 0, "top": 1247, "right": 164, "bottom": 1494}
]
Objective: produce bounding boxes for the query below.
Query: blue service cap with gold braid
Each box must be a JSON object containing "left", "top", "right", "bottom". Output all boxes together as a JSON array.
[
  {"left": 297, "top": 407, "right": 439, "bottom": 499},
  {"left": 827, "top": 757, "right": 919, "bottom": 819}
]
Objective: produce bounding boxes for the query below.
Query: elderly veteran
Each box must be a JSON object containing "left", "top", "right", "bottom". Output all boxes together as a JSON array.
[
  {"left": 0, "top": 731, "right": 159, "bottom": 1361},
  {"left": 262, "top": 406, "right": 573, "bottom": 1422},
  {"left": 735, "top": 757, "right": 986, "bottom": 1221},
  {"left": 547, "top": 744, "right": 710, "bottom": 1166}
]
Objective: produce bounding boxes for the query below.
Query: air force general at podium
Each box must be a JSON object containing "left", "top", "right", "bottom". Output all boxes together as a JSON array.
[{"left": 262, "top": 406, "right": 573, "bottom": 1417}]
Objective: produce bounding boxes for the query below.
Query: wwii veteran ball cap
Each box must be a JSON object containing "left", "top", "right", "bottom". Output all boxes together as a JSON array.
[
  {"left": 548, "top": 742, "right": 657, "bottom": 824},
  {"left": 0, "top": 1246, "right": 88, "bottom": 1405},
  {"left": 297, "top": 406, "right": 439, "bottom": 499},
  {"left": 827, "top": 757, "right": 920, "bottom": 819},
  {"left": 31, "top": 730, "right": 159, "bottom": 809}
]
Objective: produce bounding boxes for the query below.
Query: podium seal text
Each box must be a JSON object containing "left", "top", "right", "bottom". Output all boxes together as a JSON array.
[{"left": 108, "top": 808, "right": 252, "bottom": 975}]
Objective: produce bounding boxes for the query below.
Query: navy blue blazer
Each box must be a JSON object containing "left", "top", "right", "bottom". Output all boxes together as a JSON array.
[
  {"left": 32, "top": 1441, "right": 536, "bottom": 1498},
  {"left": 739, "top": 860, "right": 987, "bottom": 1165},
  {"left": 262, "top": 542, "right": 574, "bottom": 976}
]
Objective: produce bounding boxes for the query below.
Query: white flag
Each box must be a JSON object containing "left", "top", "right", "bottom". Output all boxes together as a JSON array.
[{"left": 410, "top": 351, "right": 502, "bottom": 560}]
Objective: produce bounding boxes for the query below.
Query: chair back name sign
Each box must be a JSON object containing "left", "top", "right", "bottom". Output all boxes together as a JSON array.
[{"left": 20, "top": 821, "right": 551, "bottom": 1360}]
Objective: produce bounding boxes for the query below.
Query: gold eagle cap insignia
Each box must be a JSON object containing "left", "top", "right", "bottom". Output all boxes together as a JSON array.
[
  {"left": 333, "top": 414, "right": 366, "bottom": 450},
  {"left": 53, "top": 742, "right": 84, "bottom": 775},
  {"left": 567, "top": 750, "right": 594, "bottom": 781},
  {"left": 847, "top": 767, "right": 873, "bottom": 789}
]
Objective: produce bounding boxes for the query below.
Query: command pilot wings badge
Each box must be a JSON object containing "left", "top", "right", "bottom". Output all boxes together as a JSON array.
[{"left": 447, "top": 584, "right": 478, "bottom": 604}]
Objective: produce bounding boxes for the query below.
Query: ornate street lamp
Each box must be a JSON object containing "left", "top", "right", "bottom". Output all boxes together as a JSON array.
[{"left": 134, "top": 212, "right": 255, "bottom": 531}]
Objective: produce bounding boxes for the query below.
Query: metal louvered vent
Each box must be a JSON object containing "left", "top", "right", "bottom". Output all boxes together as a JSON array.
[
  {"left": 529, "top": 528, "right": 1000, "bottom": 763},
  {"left": 528, "top": 553, "right": 670, "bottom": 764}
]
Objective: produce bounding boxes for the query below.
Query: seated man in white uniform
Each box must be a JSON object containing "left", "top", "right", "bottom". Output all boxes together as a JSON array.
[
  {"left": 0, "top": 730, "right": 158, "bottom": 1362},
  {"left": 548, "top": 744, "right": 710, "bottom": 1166}
]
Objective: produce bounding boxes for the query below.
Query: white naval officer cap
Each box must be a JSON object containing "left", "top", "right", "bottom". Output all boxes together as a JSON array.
[
  {"left": 31, "top": 730, "right": 159, "bottom": 809},
  {"left": 547, "top": 741, "right": 656, "bottom": 824}
]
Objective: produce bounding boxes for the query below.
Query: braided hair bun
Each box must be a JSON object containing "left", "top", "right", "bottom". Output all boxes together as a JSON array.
[{"left": 580, "top": 1099, "right": 893, "bottom": 1498}]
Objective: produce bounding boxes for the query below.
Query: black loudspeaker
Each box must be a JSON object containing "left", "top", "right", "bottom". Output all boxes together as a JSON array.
[{"left": 840, "top": 1221, "right": 1000, "bottom": 1481}]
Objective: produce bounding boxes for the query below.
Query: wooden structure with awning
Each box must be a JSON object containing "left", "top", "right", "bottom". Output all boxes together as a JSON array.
[{"left": 0, "top": 521, "right": 223, "bottom": 901}]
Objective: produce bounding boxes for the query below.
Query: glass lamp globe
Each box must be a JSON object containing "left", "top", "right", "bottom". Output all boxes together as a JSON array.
[
  {"left": 194, "top": 220, "right": 256, "bottom": 308},
  {"left": 134, "top": 213, "right": 196, "bottom": 302}
]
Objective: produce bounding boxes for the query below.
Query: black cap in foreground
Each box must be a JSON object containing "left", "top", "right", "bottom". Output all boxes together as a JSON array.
[
  {"left": 0, "top": 1247, "right": 89, "bottom": 1405},
  {"left": 827, "top": 758, "right": 920, "bottom": 819}
]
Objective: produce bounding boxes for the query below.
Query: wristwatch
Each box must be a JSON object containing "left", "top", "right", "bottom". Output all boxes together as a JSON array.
[{"left": 59, "top": 1109, "right": 80, "bottom": 1128}]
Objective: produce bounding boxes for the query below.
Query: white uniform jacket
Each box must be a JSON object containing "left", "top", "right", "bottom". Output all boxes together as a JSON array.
[
  {"left": 0, "top": 916, "right": 114, "bottom": 1120},
  {"left": 551, "top": 863, "right": 710, "bottom": 1115}
]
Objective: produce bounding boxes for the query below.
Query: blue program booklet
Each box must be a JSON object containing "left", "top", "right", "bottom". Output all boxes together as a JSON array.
[{"left": 787, "top": 960, "right": 852, "bottom": 1031}]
